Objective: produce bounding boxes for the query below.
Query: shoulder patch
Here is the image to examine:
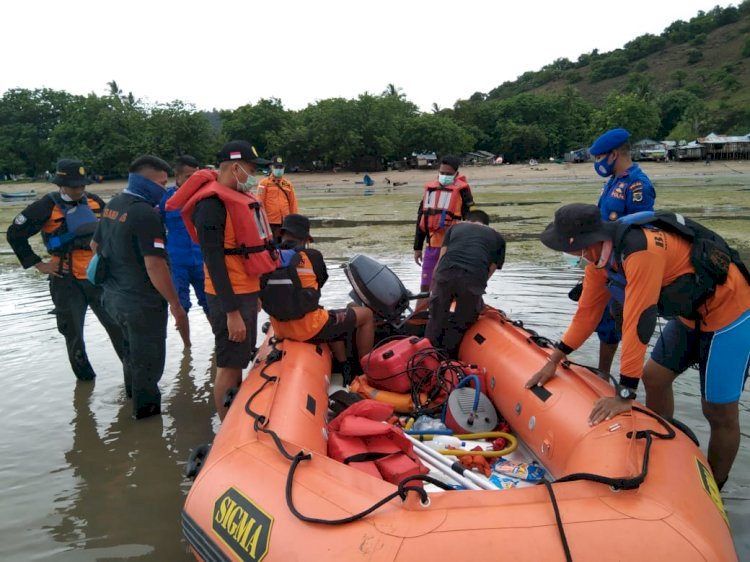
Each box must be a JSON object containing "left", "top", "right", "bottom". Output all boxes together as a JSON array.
[
  {"left": 633, "top": 191, "right": 644, "bottom": 202},
  {"left": 13, "top": 214, "right": 27, "bottom": 225}
]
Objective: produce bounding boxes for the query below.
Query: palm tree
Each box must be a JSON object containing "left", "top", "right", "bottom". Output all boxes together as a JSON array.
[{"left": 383, "top": 83, "right": 405, "bottom": 99}]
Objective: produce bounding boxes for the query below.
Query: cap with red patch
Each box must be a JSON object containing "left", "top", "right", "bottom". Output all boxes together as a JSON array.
[{"left": 217, "top": 140, "right": 271, "bottom": 165}]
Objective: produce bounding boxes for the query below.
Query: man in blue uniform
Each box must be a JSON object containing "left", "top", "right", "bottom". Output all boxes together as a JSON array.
[
  {"left": 588, "top": 127, "right": 656, "bottom": 373},
  {"left": 159, "top": 155, "right": 206, "bottom": 347}
]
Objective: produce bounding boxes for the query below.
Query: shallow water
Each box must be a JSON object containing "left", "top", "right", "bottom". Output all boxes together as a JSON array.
[{"left": 0, "top": 256, "right": 748, "bottom": 560}]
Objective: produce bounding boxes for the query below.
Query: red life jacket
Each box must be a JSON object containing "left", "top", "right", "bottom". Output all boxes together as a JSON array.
[
  {"left": 167, "top": 170, "right": 279, "bottom": 277},
  {"left": 327, "top": 400, "right": 427, "bottom": 485},
  {"left": 419, "top": 176, "right": 470, "bottom": 235}
]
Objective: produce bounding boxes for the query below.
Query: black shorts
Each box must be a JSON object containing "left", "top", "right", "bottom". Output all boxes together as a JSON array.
[
  {"left": 206, "top": 292, "right": 259, "bottom": 369},
  {"left": 306, "top": 308, "right": 356, "bottom": 344}
]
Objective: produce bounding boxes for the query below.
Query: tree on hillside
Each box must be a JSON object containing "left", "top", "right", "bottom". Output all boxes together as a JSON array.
[
  {"left": 220, "top": 98, "right": 290, "bottom": 156},
  {"left": 657, "top": 90, "right": 699, "bottom": 139},
  {"left": 402, "top": 113, "right": 475, "bottom": 157},
  {"left": 592, "top": 93, "right": 660, "bottom": 140},
  {"left": 670, "top": 69, "right": 688, "bottom": 88},
  {"left": 49, "top": 92, "right": 147, "bottom": 175},
  {"left": 0, "top": 88, "right": 73, "bottom": 176}
]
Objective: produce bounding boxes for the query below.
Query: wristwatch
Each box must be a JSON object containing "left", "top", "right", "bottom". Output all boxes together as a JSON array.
[{"left": 617, "top": 385, "right": 637, "bottom": 400}]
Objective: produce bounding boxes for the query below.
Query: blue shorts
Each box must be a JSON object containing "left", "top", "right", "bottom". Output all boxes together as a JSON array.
[
  {"left": 650, "top": 311, "right": 750, "bottom": 404},
  {"left": 171, "top": 263, "right": 207, "bottom": 314},
  {"left": 595, "top": 297, "right": 621, "bottom": 345}
]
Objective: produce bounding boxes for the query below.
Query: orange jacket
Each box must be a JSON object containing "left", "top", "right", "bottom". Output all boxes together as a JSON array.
[
  {"left": 562, "top": 228, "right": 750, "bottom": 380},
  {"left": 269, "top": 250, "right": 328, "bottom": 341},
  {"left": 168, "top": 170, "right": 278, "bottom": 295},
  {"left": 42, "top": 196, "right": 104, "bottom": 280},
  {"left": 257, "top": 176, "right": 298, "bottom": 225}
]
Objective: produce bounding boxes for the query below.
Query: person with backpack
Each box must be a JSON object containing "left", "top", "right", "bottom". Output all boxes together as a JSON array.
[
  {"left": 527, "top": 203, "right": 750, "bottom": 489},
  {"left": 7, "top": 159, "right": 125, "bottom": 382},
  {"left": 260, "top": 214, "right": 375, "bottom": 365}
]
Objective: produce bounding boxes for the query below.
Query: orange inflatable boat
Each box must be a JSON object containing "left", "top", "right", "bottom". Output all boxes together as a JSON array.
[{"left": 182, "top": 257, "right": 737, "bottom": 562}]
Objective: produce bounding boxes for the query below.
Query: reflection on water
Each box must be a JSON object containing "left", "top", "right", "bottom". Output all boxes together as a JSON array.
[{"left": 0, "top": 257, "right": 748, "bottom": 560}]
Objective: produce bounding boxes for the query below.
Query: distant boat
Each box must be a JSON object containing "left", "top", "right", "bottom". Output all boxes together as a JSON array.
[{"left": 0, "top": 190, "right": 36, "bottom": 201}]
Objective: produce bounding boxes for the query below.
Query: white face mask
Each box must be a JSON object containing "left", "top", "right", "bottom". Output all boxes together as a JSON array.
[
  {"left": 60, "top": 193, "right": 73, "bottom": 202},
  {"left": 233, "top": 165, "right": 257, "bottom": 193}
]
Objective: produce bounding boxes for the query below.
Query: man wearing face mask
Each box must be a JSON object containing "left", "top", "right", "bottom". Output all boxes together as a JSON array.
[
  {"left": 167, "top": 141, "right": 277, "bottom": 420},
  {"left": 257, "top": 155, "right": 298, "bottom": 242},
  {"left": 587, "top": 128, "right": 656, "bottom": 374},
  {"left": 413, "top": 155, "right": 474, "bottom": 296},
  {"left": 7, "top": 159, "right": 125, "bottom": 382},
  {"left": 528, "top": 203, "right": 750, "bottom": 489},
  {"left": 92, "top": 155, "right": 187, "bottom": 418}
]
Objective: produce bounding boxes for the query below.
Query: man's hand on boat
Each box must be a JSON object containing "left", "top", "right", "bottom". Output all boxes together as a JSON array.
[
  {"left": 588, "top": 397, "right": 632, "bottom": 426},
  {"left": 525, "top": 349, "right": 565, "bottom": 388}
]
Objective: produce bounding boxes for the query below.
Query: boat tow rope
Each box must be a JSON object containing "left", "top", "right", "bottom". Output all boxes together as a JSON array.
[{"left": 243, "top": 339, "right": 456, "bottom": 526}]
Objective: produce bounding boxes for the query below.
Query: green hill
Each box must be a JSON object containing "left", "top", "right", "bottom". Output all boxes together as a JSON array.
[{"left": 480, "top": 2, "right": 750, "bottom": 138}]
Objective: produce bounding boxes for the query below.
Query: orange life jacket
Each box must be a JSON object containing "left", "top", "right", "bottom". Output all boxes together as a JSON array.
[
  {"left": 419, "top": 176, "right": 470, "bottom": 236},
  {"left": 327, "top": 400, "right": 428, "bottom": 485},
  {"left": 168, "top": 170, "right": 279, "bottom": 278}
]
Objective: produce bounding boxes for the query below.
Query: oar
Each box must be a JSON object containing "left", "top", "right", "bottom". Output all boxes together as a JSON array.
[
  {"left": 412, "top": 447, "right": 483, "bottom": 490},
  {"left": 407, "top": 434, "right": 498, "bottom": 490}
]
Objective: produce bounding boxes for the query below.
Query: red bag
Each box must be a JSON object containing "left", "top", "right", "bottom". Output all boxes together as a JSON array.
[{"left": 361, "top": 337, "right": 440, "bottom": 393}]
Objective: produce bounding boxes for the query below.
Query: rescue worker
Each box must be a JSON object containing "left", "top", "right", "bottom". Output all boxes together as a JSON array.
[
  {"left": 424, "top": 210, "right": 506, "bottom": 356},
  {"left": 527, "top": 203, "right": 750, "bottom": 489},
  {"left": 413, "top": 155, "right": 474, "bottom": 296},
  {"left": 586, "top": 128, "right": 656, "bottom": 374},
  {"left": 166, "top": 141, "right": 278, "bottom": 421},
  {"left": 92, "top": 155, "right": 188, "bottom": 419},
  {"left": 7, "top": 159, "right": 125, "bottom": 381},
  {"left": 257, "top": 155, "right": 298, "bottom": 242},
  {"left": 260, "top": 213, "right": 375, "bottom": 365},
  {"left": 159, "top": 155, "right": 207, "bottom": 347}
]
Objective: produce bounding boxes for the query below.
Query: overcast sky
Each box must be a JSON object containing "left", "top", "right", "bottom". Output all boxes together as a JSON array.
[{"left": 1, "top": 0, "right": 734, "bottom": 112}]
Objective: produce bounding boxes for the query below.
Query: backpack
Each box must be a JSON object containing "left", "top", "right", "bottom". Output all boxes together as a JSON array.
[
  {"left": 260, "top": 248, "right": 321, "bottom": 321},
  {"left": 614, "top": 211, "right": 750, "bottom": 318}
]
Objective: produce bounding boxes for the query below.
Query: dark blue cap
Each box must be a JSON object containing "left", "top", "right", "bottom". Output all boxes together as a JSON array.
[{"left": 589, "top": 128, "right": 631, "bottom": 156}]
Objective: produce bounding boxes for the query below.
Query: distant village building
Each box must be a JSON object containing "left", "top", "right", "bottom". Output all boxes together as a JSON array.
[
  {"left": 675, "top": 141, "right": 706, "bottom": 161},
  {"left": 698, "top": 133, "right": 750, "bottom": 160},
  {"left": 462, "top": 150, "right": 496, "bottom": 165},
  {"left": 411, "top": 152, "right": 438, "bottom": 169}
]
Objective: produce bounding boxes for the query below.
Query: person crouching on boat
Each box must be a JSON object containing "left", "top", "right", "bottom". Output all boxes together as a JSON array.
[
  {"left": 527, "top": 203, "right": 750, "bottom": 489},
  {"left": 7, "top": 159, "right": 126, "bottom": 382},
  {"left": 260, "top": 214, "right": 375, "bottom": 368},
  {"left": 424, "top": 210, "right": 506, "bottom": 357}
]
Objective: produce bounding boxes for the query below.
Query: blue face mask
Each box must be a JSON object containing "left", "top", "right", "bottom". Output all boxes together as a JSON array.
[
  {"left": 438, "top": 174, "right": 455, "bottom": 187},
  {"left": 594, "top": 153, "right": 616, "bottom": 177},
  {"left": 272, "top": 168, "right": 284, "bottom": 178}
]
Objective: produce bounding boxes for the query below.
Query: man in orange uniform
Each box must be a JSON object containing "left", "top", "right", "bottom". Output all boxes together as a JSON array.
[
  {"left": 413, "top": 155, "right": 473, "bottom": 295},
  {"left": 261, "top": 214, "right": 374, "bottom": 365},
  {"left": 7, "top": 159, "right": 125, "bottom": 381},
  {"left": 528, "top": 204, "right": 750, "bottom": 488},
  {"left": 168, "top": 141, "right": 278, "bottom": 420},
  {"left": 257, "top": 155, "right": 298, "bottom": 242}
]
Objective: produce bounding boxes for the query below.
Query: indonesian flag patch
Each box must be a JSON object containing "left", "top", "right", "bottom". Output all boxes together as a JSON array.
[
  {"left": 229, "top": 151, "right": 242, "bottom": 160},
  {"left": 154, "top": 238, "right": 165, "bottom": 249}
]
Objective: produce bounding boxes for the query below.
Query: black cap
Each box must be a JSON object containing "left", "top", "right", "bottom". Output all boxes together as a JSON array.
[
  {"left": 50, "top": 159, "right": 91, "bottom": 188},
  {"left": 271, "top": 156, "right": 285, "bottom": 168},
  {"left": 540, "top": 203, "right": 612, "bottom": 252},
  {"left": 280, "top": 214, "right": 314, "bottom": 242},
  {"left": 217, "top": 140, "right": 271, "bottom": 165}
]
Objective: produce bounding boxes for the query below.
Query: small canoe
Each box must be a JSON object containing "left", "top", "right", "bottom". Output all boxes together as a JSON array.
[{"left": 1, "top": 190, "right": 36, "bottom": 201}]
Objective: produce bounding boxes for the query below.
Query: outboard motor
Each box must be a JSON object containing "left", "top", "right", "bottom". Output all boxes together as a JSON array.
[{"left": 344, "top": 255, "right": 412, "bottom": 321}]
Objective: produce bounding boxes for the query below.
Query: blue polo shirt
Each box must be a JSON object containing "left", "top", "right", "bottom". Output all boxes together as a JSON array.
[
  {"left": 159, "top": 187, "right": 203, "bottom": 267},
  {"left": 597, "top": 163, "right": 655, "bottom": 222}
]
